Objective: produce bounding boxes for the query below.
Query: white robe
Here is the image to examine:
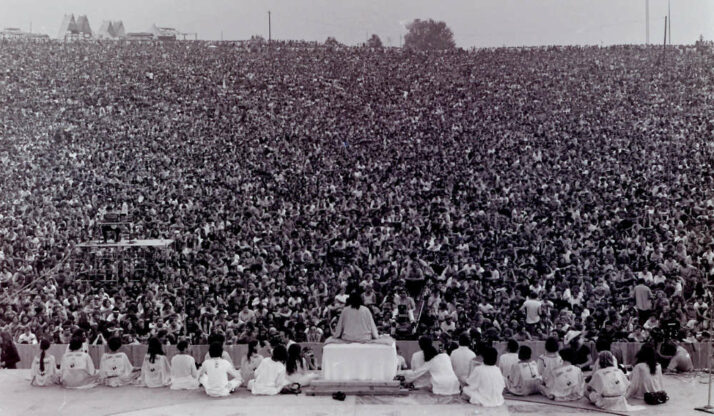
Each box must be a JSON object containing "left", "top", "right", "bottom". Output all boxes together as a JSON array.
[
  {"left": 199, "top": 357, "right": 242, "bottom": 397},
  {"left": 203, "top": 350, "right": 234, "bottom": 367},
  {"left": 137, "top": 354, "right": 171, "bottom": 388},
  {"left": 506, "top": 361, "right": 540, "bottom": 396},
  {"left": 537, "top": 364, "right": 584, "bottom": 401},
  {"left": 497, "top": 352, "right": 518, "bottom": 381},
  {"left": 587, "top": 367, "right": 643, "bottom": 411},
  {"left": 170, "top": 354, "right": 199, "bottom": 390},
  {"left": 60, "top": 351, "right": 98, "bottom": 389},
  {"left": 410, "top": 350, "right": 431, "bottom": 388},
  {"left": 240, "top": 354, "right": 264, "bottom": 385},
  {"left": 626, "top": 363, "right": 664, "bottom": 399},
  {"left": 450, "top": 346, "right": 476, "bottom": 385},
  {"left": 30, "top": 354, "right": 59, "bottom": 387},
  {"left": 99, "top": 352, "right": 137, "bottom": 387},
  {"left": 536, "top": 353, "right": 563, "bottom": 381},
  {"left": 463, "top": 364, "right": 505, "bottom": 407},
  {"left": 249, "top": 357, "right": 289, "bottom": 395},
  {"left": 402, "top": 353, "right": 460, "bottom": 395}
]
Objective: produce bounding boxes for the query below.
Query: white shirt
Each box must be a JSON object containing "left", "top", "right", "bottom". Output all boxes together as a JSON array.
[
  {"left": 497, "top": 352, "right": 519, "bottom": 379},
  {"left": 171, "top": 354, "right": 199, "bottom": 390},
  {"left": 404, "top": 353, "right": 460, "bottom": 395},
  {"left": 450, "top": 346, "right": 476, "bottom": 384},
  {"left": 199, "top": 357, "right": 242, "bottom": 397},
  {"left": 463, "top": 364, "right": 505, "bottom": 407},
  {"left": 250, "top": 357, "right": 289, "bottom": 395},
  {"left": 99, "top": 352, "right": 135, "bottom": 387}
]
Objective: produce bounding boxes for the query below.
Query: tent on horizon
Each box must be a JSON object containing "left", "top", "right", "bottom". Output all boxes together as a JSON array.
[
  {"left": 112, "top": 21, "right": 125, "bottom": 37},
  {"left": 75, "top": 15, "right": 92, "bottom": 37},
  {"left": 57, "top": 14, "right": 78, "bottom": 39}
]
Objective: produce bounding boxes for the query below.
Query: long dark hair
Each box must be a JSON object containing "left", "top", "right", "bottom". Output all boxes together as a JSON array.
[
  {"left": 272, "top": 345, "right": 288, "bottom": 363},
  {"left": 635, "top": 343, "right": 658, "bottom": 375},
  {"left": 147, "top": 337, "right": 164, "bottom": 364},
  {"left": 247, "top": 340, "right": 258, "bottom": 360},
  {"left": 346, "top": 292, "right": 362, "bottom": 309},
  {"left": 39, "top": 339, "right": 50, "bottom": 373},
  {"left": 286, "top": 343, "right": 302, "bottom": 375},
  {"left": 423, "top": 345, "right": 439, "bottom": 362}
]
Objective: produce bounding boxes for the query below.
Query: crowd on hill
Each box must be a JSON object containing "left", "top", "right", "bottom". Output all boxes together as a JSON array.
[{"left": 0, "top": 40, "right": 713, "bottom": 352}]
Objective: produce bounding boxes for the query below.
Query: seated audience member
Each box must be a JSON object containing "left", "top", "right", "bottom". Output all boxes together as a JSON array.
[
  {"left": 538, "top": 348, "right": 584, "bottom": 401},
  {"left": 203, "top": 333, "right": 234, "bottom": 367},
  {"left": 0, "top": 331, "right": 21, "bottom": 369},
  {"left": 170, "top": 340, "right": 199, "bottom": 390},
  {"left": 627, "top": 344, "right": 665, "bottom": 400},
  {"left": 249, "top": 345, "right": 290, "bottom": 395},
  {"left": 60, "top": 337, "right": 98, "bottom": 389},
  {"left": 137, "top": 337, "right": 171, "bottom": 388},
  {"left": 537, "top": 337, "right": 563, "bottom": 381},
  {"left": 498, "top": 339, "right": 519, "bottom": 380},
  {"left": 17, "top": 326, "right": 38, "bottom": 344},
  {"left": 410, "top": 336, "right": 434, "bottom": 389},
  {"left": 286, "top": 343, "right": 318, "bottom": 386},
  {"left": 450, "top": 333, "right": 476, "bottom": 385},
  {"left": 30, "top": 339, "right": 58, "bottom": 386},
  {"left": 396, "top": 346, "right": 408, "bottom": 371},
  {"left": 240, "top": 340, "right": 264, "bottom": 384},
  {"left": 400, "top": 344, "right": 460, "bottom": 395},
  {"left": 462, "top": 347, "right": 505, "bottom": 407},
  {"left": 564, "top": 330, "right": 593, "bottom": 371},
  {"left": 587, "top": 352, "right": 642, "bottom": 411},
  {"left": 98, "top": 336, "right": 137, "bottom": 387},
  {"left": 198, "top": 342, "right": 243, "bottom": 397},
  {"left": 506, "top": 346, "right": 541, "bottom": 396}
]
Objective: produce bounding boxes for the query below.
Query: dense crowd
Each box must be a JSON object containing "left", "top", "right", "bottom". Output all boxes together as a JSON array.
[{"left": 1, "top": 40, "right": 713, "bottom": 349}]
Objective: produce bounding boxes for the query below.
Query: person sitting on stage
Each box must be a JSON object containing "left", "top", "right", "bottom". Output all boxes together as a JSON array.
[
  {"left": 462, "top": 347, "right": 505, "bottom": 407},
  {"left": 198, "top": 342, "right": 243, "bottom": 397},
  {"left": 626, "top": 343, "right": 665, "bottom": 400},
  {"left": 137, "top": 337, "right": 171, "bottom": 388},
  {"left": 240, "top": 340, "right": 264, "bottom": 385},
  {"left": 410, "top": 336, "right": 434, "bottom": 389},
  {"left": 660, "top": 340, "right": 694, "bottom": 373},
  {"left": 497, "top": 339, "right": 519, "bottom": 381},
  {"left": 98, "top": 336, "right": 137, "bottom": 387},
  {"left": 30, "top": 339, "right": 58, "bottom": 387},
  {"left": 286, "top": 343, "right": 318, "bottom": 387},
  {"left": 249, "top": 345, "right": 290, "bottom": 395},
  {"left": 60, "top": 337, "right": 98, "bottom": 389},
  {"left": 399, "top": 343, "right": 461, "bottom": 395},
  {"left": 587, "top": 351, "right": 642, "bottom": 411},
  {"left": 505, "top": 346, "right": 541, "bottom": 396},
  {"left": 170, "top": 340, "right": 199, "bottom": 390},
  {"left": 450, "top": 333, "right": 476, "bottom": 386},
  {"left": 536, "top": 336, "right": 563, "bottom": 381},
  {"left": 203, "top": 332, "right": 235, "bottom": 367},
  {"left": 538, "top": 348, "right": 584, "bottom": 401},
  {"left": 330, "top": 292, "right": 390, "bottom": 344}
]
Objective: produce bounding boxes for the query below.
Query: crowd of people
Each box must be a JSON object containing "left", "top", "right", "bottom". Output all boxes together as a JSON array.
[{"left": 0, "top": 39, "right": 713, "bottom": 352}]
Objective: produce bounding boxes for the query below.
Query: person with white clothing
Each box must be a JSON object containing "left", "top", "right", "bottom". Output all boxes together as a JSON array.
[
  {"left": 199, "top": 342, "right": 243, "bottom": 397},
  {"left": 462, "top": 347, "right": 505, "bottom": 407},
  {"left": 400, "top": 344, "right": 460, "bottom": 395},
  {"left": 170, "top": 340, "right": 199, "bottom": 390},
  {"left": 449, "top": 333, "right": 476, "bottom": 385},
  {"left": 249, "top": 345, "right": 290, "bottom": 395}
]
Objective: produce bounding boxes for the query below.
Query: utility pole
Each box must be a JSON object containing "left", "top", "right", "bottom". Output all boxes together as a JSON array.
[
  {"left": 662, "top": 16, "right": 667, "bottom": 65},
  {"left": 268, "top": 11, "right": 271, "bottom": 44},
  {"left": 645, "top": 0, "right": 650, "bottom": 44},
  {"left": 29, "top": 21, "right": 32, "bottom": 33}
]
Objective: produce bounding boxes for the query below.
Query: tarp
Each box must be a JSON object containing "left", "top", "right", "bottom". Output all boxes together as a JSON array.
[
  {"left": 75, "top": 15, "right": 92, "bottom": 37},
  {"left": 57, "top": 14, "right": 78, "bottom": 39}
]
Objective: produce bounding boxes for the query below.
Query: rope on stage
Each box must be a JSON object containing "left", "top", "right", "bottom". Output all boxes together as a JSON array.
[{"left": 504, "top": 394, "right": 629, "bottom": 416}]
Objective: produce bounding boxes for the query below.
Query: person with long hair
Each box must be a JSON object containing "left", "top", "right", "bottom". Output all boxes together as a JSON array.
[
  {"left": 587, "top": 351, "right": 642, "bottom": 411},
  {"left": 330, "top": 291, "right": 389, "bottom": 344},
  {"left": 137, "top": 337, "right": 171, "bottom": 387},
  {"left": 30, "top": 339, "right": 58, "bottom": 386},
  {"left": 240, "top": 339, "right": 264, "bottom": 384},
  {"left": 198, "top": 342, "right": 242, "bottom": 397},
  {"left": 249, "top": 344, "right": 290, "bottom": 395},
  {"left": 0, "top": 331, "right": 20, "bottom": 369},
  {"left": 98, "top": 336, "right": 137, "bottom": 387},
  {"left": 285, "top": 343, "right": 318, "bottom": 387},
  {"left": 170, "top": 339, "right": 199, "bottom": 390},
  {"left": 59, "top": 336, "right": 98, "bottom": 389},
  {"left": 626, "top": 343, "right": 664, "bottom": 400},
  {"left": 399, "top": 343, "right": 460, "bottom": 395}
]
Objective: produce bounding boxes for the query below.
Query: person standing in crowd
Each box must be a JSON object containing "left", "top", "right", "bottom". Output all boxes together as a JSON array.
[
  {"left": 634, "top": 280, "right": 653, "bottom": 325},
  {"left": 170, "top": 340, "right": 199, "bottom": 390},
  {"left": 0, "top": 331, "right": 20, "bottom": 369},
  {"left": 506, "top": 346, "right": 541, "bottom": 396},
  {"left": 60, "top": 337, "right": 97, "bottom": 389},
  {"left": 538, "top": 348, "right": 584, "bottom": 401},
  {"left": 137, "top": 337, "right": 171, "bottom": 388},
  {"left": 98, "top": 336, "right": 137, "bottom": 387},
  {"left": 198, "top": 342, "right": 242, "bottom": 397},
  {"left": 30, "top": 339, "right": 58, "bottom": 386},
  {"left": 519, "top": 292, "right": 542, "bottom": 334},
  {"left": 462, "top": 347, "right": 505, "bottom": 407},
  {"left": 249, "top": 345, "right": 290, "bottom": 395},
  {"left": 450, "top": 333, "right": 476, "bottom": 385}
]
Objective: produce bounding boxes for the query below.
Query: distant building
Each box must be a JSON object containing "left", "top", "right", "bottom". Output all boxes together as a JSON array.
[
  {"left": 150, "top": 25, "right": 178, "bottom": 41},
  {"left": 125, "top": 32, "right": 154, "bottom": 41},
  {"left": 1, "top": 27, "right": 50, "bottom": 40}
]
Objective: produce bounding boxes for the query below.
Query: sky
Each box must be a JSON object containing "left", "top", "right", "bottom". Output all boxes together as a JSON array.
[{"left": 0, "top": 0, "right": 712, "bottom": 47}]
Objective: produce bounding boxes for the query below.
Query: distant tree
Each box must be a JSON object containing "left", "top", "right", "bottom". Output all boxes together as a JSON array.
[
  {"left": 366, "top": 34, "right": 383, "bottom": 48},
  {"left": 404, "top": 19, "right": 455, "bottom": 51},
  {"left": 325, "top": 37, "right": 341, "bottom": 47}
]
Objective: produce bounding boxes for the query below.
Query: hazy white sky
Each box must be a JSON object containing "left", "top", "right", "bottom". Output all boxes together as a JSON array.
[{"left": 1, "top": 0, "right": 712, "bottom": 47}]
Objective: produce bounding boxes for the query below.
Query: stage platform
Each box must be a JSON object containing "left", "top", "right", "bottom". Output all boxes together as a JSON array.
[{"left": 0, "top": 370, "right": 705, "bottom": 415}]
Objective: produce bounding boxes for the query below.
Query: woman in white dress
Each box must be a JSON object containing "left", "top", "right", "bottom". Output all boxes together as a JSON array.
[
  {"left": 587, "top": 351, "right": 643, "bottom": 411},
  {"left": 626, "top": 344, "right": 664, "bottom": 400},
  {"left": 249, "top": 345, "right": 290, "bottom": 395},
  {"left": 98, "top": 336, "right": 138, "bottom": 387},
  {"left": 400, "top": 344, "right": 460, "bottom": 395},
  {"left": 30, "top": 339, "right": 58, "bottom": 387},
  {"left": 240, "top": 340, "right": 263, "bottom": 385},
  {"left": 170, "top": 340, "right": 199, "bottom": 390},
  {"left": 137, "top": 337, "right": 171, "bottom": 388}
]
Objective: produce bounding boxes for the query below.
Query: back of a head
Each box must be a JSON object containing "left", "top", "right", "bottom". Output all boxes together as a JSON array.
[
  {"left": 423, "top": 345, "right": 439, "bottom": 362},
  {"left": 209, "top": 341, "right": 223, "bottom": 358},
  {"left": 108, "top": 336, "right": 122, "bottom": 352},
  {"left": 483, "top": 347, "right": 498, "bottom": 366},
  {"left": 418, "top": 336, "right": 433, "bottom": 351},
  {"left": 272, "top": 345, "right": 288, "bottom": 363},
  {"left": 598, "top": 351, "right": 615, "bottom": 369},
  {"left": 545, "top": 336, "right": 559, "bottom": 353},
  {"left": 559, "top": 347, "right": 574, "bottom": 364},
  {"left": 595, "top": 336, "right": 612, "bottom": 353},
  {"left": 69, "top": 336, "right": 83, "bottom": 352},
  {"left": 346, "top": 291, "right": 362, "bottom": 309},
  {"left": 177, "top": 340, "right": 189, "bottom": 352},
  {"left": 507, "top": 339, "right": 519, "bottom": 353},
  {"left": 518, "top": 345, "right": 532, "bottom": 361},
  {"left": 147, "top": 337, "right": 163, "bottom": 362},
  {"left": 208, "top": 332, "right": 225, "bottom": 345},
  {"left": 458, "top": 333, "right": 471, "bottom": 347},
  {"left": 636, "top": 343, "right": 658, "bottom": 374},
  {"left": 40, "top": 338, "right": 51, "bottom": 351},
  {"left": 286, "top": 343, "right": 302, "bottom": 374}
]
